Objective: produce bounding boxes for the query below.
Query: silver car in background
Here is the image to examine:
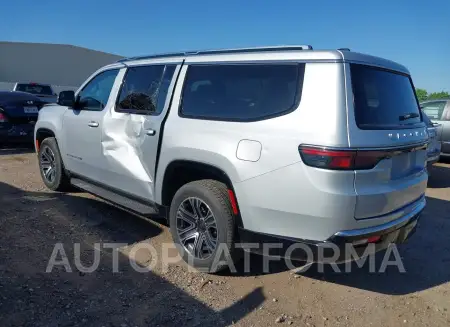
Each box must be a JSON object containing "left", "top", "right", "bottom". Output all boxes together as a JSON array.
[{"left": 421, "top": 99, "right": 450, "bottom": 156}]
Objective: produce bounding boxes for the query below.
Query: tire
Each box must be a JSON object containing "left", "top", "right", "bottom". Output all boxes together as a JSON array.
[
  {"left": 38, "top": 137, "right": 71, "bottom": 191},
  {"left": 169, "top": 179, "right": 240, "bottom": 273}
]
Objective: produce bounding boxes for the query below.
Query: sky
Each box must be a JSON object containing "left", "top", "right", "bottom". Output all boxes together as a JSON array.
[{"left": 2, "top": 0, "right": 449, "bottom": 92}]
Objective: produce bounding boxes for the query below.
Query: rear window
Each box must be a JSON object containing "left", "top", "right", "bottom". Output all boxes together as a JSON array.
[
  {"left": 351, "top": 64, "right": 422, "bottom": 129},
  {"left": 16, "top": 84, "right": 53, "bottom": 95},
  {"left": 180, "top": 64, "right": 304, "bottom": 121}
]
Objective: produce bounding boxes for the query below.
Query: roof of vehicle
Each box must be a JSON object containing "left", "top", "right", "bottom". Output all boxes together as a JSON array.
[{"left": 114, "top": 45, "right": 410, "bottom": 75}]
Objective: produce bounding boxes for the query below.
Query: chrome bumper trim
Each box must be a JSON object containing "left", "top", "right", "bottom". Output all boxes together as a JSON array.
[{"left": 334, "top": 196, "right": 426, "bottom": 237}]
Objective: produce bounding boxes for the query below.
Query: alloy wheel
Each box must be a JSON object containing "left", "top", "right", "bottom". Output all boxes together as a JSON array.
[
  {"left": 176, "top": 197, "right": 218, "bottom": 259},
  {"left": 40, "top": 146, "right": 57, "bottom": 184}
]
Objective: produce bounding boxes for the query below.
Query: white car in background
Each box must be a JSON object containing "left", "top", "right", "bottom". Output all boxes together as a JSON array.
[{"left": 13, "top": 82, "right": 57, "bottom": 104}]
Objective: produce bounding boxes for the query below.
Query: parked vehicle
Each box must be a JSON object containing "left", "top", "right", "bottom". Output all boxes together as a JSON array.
[
  {"left": 34, "top": 46, "right": 427, "bottom": 272},
  {"left": 420, "top": 99, "right": 450, "bottom": 156},
  {"left": 422, "top": 110, "right": 441, "bottom": 169},
  {"left": 0, "top": 91, "right": 44, "bottom": 143},
  {"left": 13, "top": 82, "right": 57, "bottom": 104}
]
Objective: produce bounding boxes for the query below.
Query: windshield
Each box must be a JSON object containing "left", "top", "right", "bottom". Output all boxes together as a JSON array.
[
  {"left": 351, "top": 64, "right": 422, "bottom": 129},
  {"left": 16, "top": 84, "right": 54, "bottom": 96}
]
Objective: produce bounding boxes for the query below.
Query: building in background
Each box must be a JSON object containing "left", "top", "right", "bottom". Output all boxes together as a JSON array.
[{"left": 0, "top": 41, "right": 123, "bottom": 94}]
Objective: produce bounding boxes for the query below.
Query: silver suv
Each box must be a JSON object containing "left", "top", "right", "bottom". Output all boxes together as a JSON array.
[{"left": 34, "top": 46, "right": 427, "bottom": 272}]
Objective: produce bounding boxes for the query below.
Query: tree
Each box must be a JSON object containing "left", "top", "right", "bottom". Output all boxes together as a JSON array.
[
  {"left": 415, "top": 88, "right": 428, "bottom": 102},
  {"left": 427, "top": 91, "right": 450, "bottom": 100}
]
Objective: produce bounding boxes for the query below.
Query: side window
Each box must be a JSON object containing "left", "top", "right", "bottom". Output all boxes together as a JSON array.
[
  {"left": 116, "top": 65, "right": 176, "bottom": 115},
  {"left": 421, "top": 101, "right": 446, "bottom": 120},
  {"left": 78, "top": 69, "right": 119, "bottom": 111},
  {"left": 180, "top": 64, "right": 304, "bottom": 121}
]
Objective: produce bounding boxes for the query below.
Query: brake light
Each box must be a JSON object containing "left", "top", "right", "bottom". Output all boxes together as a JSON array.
[
  {"left": 352, "top": 235, "right": 381, "bottom": 246},
  {"left": 299, "top": 147, "right": 355, "bottom": 169},
  {"left": 354, "top": 150, "right": 390, "bottom": 170},
  {"left": 0, "top": 112, "right": 8, "bottom": 123},
  {"left": 299, "top": 146, "right": 389, "bottom": 170}
]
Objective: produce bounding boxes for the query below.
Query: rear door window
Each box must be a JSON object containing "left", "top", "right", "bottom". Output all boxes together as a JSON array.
[
  {"left": 180, "top": 64, "right": 304, "bottom": 121},
  {"left": 421, "top": 101, "right": 446, "bottom": 120},
  {"left": 350, "top": 64, "right": 422, "bottom": 129}
]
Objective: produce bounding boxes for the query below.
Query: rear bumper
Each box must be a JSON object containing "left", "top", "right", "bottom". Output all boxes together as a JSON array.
[
  {"left": 427, "top": 148, "right": 441, "bottom": 164},
  {"left": 238, "top": 196, "right": 425, "bottom": 263},
  {"left": 0, "top": 123, "right": 35, "bottom": 142}
]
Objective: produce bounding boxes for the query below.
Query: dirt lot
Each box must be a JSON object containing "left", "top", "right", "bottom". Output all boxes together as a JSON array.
[{"left": 1, "top": 146, "right": 450, "bottom": 327}]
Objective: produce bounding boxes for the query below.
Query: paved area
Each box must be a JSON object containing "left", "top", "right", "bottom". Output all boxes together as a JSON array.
[{"left": 1, "top": 146, "right": 449, "bottom": 326}]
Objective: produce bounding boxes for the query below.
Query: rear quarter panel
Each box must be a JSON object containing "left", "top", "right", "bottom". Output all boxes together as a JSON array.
[
  {"left": 155, "top": 61, "right": 355, "bottom": 240},
  {"left": 155, "top": 62, "right": 349, "bottom": 198}
]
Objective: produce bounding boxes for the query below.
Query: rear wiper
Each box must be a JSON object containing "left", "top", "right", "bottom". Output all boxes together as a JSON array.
[{"left": 399, "top": 112, "right": 420, "bottom": 121}]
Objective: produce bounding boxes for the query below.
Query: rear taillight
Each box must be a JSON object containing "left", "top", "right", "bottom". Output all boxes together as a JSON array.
[
  {"left": 0, "top": 112, "right": 8, "bottom": 123},
  {"left": 352, "top": 235, "right": 381, "bottom": 246},
  {"left": 299, "top": 147, "right": 355, "bottom": 169},
  {"left": 299, "top": 146, "right": 389, "bottom": 170}
]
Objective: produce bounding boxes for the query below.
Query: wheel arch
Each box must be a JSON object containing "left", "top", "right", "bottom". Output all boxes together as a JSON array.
[
  {"left": 34, "top": 105, "right": 66, "bottom": 152},
  {"left": 35, "top": 128, "right": 56, "bottom": 151},
  {"left": 159, "top": 159, "right": 243, "bottom": 227}
]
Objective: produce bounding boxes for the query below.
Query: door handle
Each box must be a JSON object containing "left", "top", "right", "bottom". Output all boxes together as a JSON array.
[
  {"left": 145, "top": 129, "right": 156, "bottom": 136},
  {"left": 88, "top": 121, "right": 99, "bottom": 128}
]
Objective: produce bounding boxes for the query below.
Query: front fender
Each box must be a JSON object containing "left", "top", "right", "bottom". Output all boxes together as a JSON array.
[{"left": 34, "top": 105, "right": 67, "bottom": 152}]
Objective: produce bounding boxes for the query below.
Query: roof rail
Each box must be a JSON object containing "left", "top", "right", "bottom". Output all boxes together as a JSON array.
[{"left": 117, "top": 45, "right": 313, "bottom": 63}]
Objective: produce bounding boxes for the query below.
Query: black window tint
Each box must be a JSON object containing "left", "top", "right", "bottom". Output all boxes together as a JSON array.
[
  {"left": 351, "top": 64, "right": 422, "bottom": 129},
  {"left": 117, "top": 65, "right": 167, "bottom": 114},
  {"left": 78, "top": 69, "right": 119, "bottom": 111},
  {"left": 180, "top": 64, "right": 303, "bottom": 121},
  {"left": 421, "top": 101, "right": 446, "bottom": 120}
]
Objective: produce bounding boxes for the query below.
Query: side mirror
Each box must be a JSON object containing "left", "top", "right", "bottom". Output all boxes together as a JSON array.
[{"left": 58, "top": 90, "right": 76, "bottom": 107}]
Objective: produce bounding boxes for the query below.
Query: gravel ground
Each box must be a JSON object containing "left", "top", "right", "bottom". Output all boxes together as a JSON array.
[{"left": 1, "top": 146, "right": 450, "bottom": 327}]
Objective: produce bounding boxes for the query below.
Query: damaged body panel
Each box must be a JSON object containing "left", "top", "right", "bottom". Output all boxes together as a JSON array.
[
  {"left": 56, "top": 61, "right": 182, "bottom": 203},
  {"left": 102, "top": 110, "right": 157, "bottom": 201}
]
